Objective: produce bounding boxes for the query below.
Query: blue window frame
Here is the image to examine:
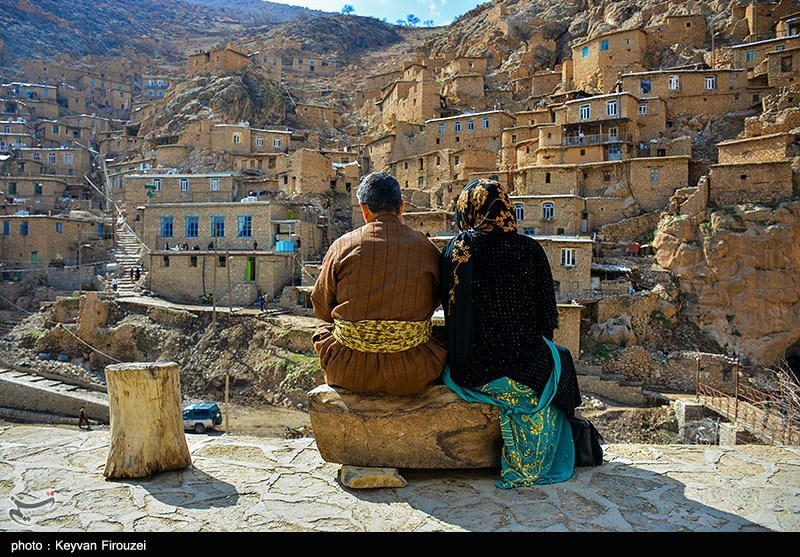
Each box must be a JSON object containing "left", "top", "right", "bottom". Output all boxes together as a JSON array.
[
  {"left": 600, "top": 40, "right": 609, "bottom": 51},
  {"left": 2, "top": 221, "right": 8, "bottom": 236},
  {"left": 160, "top": 216, "right": 174, "bottom": 238},
  {"left": 237, "top": 215, "right": 253, "bottom": 238},
  {"left": 20, "top": 221, "right": 28, "bottom": 236},
  {"left": 185, "top": 216, "right": 199, "bottom": 238},
  {"left": 211, "top": 215, "right": 225, "bottom": 238},
  {"left": 582, "top": 46, "right": 589, "bottom": 58}
]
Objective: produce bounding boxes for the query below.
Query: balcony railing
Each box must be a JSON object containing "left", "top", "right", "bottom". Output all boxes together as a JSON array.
[{"left": 563, "top": 133, "right": 632, "bottom": 147}]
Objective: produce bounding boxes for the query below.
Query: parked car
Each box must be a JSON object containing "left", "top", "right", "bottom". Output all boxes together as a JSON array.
[{"left": 182, "top": 402, "right": 222, "bottom": 433}]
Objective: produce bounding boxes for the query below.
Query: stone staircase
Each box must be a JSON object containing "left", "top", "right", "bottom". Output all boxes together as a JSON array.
[
  {"left": 0, "top": 311, "right": 27, "bottom": 341},
  {"left": 576, "top": 364, "right": 670, "bottom": 406},
  {"left": 113, "top": 220, "right": 148, "bottom": 297}
]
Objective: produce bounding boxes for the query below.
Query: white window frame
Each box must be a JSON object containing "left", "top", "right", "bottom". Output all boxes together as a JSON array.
[
  {"left": 153, "top": 179, "right": 162, "bottom": 192},
  {"left": 438, "top": 123, "right": 445, "bottom": 134},
  {"left": 233, "top": 133, "right": 241, "bottom": 144},
  {"left": 256, "top": 136, "right": 264, "bottom": 147},
  {"left": 668, "top": 75, "right": 680, "bottom": 90},
  {"left": 638, "top": 103, "right": 648, "bottom": 115},
  {"left": 579, "top": 104, "right": 590, "bottom": 120},
  {"left": 64, "top": 153, "right": 73, "bottom": 165},
  {"left": 561, "top": 248, "right": 576, "bottom": 268},
  {"left": 514, "top": 203, "right": 524, "bottom": 221},
  {"left": 542, "top": 202, "right": 554, "bottom": 220},
  {"left": 210, "top": 178, "right": 220, "bottom": 191},
  {"left": 179, "top": 178, "right": 189, "bottom": 192},
  {"left": 606, "top": 99, "right": 618, "bottom": 117},
  {"left": 482, "top": 117, "right": 490, "bottom": 128},
  {"left": 467, "top": 119, "right": 474, "bottom": 131},
  {"left": 454, "top": 121, "right": 462, "bottom": 132},
  {"left": 273, "top": 138, "right": 282, "bottom": 149},
  {"left": 650, "top": 168, "right": 660, "bottom": 182},
  {"left": 705, "top": 75, "right": 717, "bottom": 90}
]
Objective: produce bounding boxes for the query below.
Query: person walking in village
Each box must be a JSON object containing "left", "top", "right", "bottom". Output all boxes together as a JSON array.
[
  {"left": 311, "top": 171, "right": 447, "bottom": 395},
  {"left": 78, "top": 406, "right": 90, "bottom": 429},
  {"left": 439, "top": 178, "right": 582, "bottom": 489},
  {"left": 111, "top": 277, "right": 118, "bottom": 292},
  {"left": 134, "top": 267, "right": 141, "bottom": 282},
  {"left": 258, "top": 294, "right": 265, "bottom": 312}
]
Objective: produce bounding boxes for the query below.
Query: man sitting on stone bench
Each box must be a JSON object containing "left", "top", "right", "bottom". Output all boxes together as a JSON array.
[{"left": 311, "top": 171, "right": 447, "bottom": 395}]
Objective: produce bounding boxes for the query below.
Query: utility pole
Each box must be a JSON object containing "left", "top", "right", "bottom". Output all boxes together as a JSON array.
[
  {"left": 224, "top": 370, "right": 230, "bottom": 433},
  {"left": 212, "top": 244, "right": 217, "bottom": 324},
  {"left": 226, "top": 250, "right": 233, "bottom": 314}
]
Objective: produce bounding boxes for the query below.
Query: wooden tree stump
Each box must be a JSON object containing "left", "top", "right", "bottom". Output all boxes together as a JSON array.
[{"left": 103, "top": 362, "right": 192, "bottom": 479}]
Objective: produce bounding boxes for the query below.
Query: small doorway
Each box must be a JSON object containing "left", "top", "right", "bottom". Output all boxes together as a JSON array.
[{"left": 246, "top": 257, "right": 256, "bottom": 282}]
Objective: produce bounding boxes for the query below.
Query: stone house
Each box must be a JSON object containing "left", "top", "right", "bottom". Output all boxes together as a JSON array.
[
  {"left": 440, "top": 56, "right": 489, "bottom": 77},
  {"left": 138, "top": 75, "right": 173, "bottom": 101},
  {"left": 510, "top": 194, "right": 587, "bottom": 236},
  {"left": 137, "top": 200, "right": 323, "bottom": 260},
  {"left": 188, "top": 44, "right": 251, "bottom": 76},
  {"left": 279, "top": 55, "right": 344, "bottom": 77},
  {"left": 530, "top": 69, "right": 563, "bottom": 99},
  {"left": 717, "top": 132, "right": 798, "bottom": 164},
  {"left": 279, "top": 149, "right": 359, "bottom": 196},
  {"left": 115, "top": 172, "right": 241, "bottom": 217},
  {"left": 537, "top": 93, "right": 645, "bottom": 166},
  {"left": 56, "top": 84, "right": 88, "bottom": 115},
  {"left": 571, "top": 29, "right": 648, "bottom": 93},
  {"left": 708, "top": 159, "right": 794, "bottom": 205},
  {"left": 178, "top": 121, "right": 292, "bottom": 155},
  {"left": 0, "top": 118, "right": 36, "bottom": 149},
  {"left": 35, "top": 119, "right": 89, "bottom": 148},
  {"left": 389, "top": 148, "right": 497, "bottom": 199},
  {"left": 374, "top": 66, "right": 445, "bottom": 127},
  {"left": 1, "top": 176, "right": 70, "bottom": 214},
  {"left": 620, "top": 69, "right": 762, "bottom": 119},
  {"left": 294, "top": 103, "right": 342, "bottom": 129},
  {"left": 765, "top": 45, "right": 799, "bottom": 87},
  {"left": 402, "top": 209, "right": 454, "bottom": 237},
  {"left": 744, "top": 0, "right": 798, "bottom": 42},
  {"left": 501, "top": 125, "right": 540, "bottom": 171},
  {"left": 11, "top": 147, "right": 90, "bottom": 179},
  {"left": 424, "top": 110, "right": 516, "bottom": 152},
  {"left": 0, "top": 213, "right": 109, "bottom": 269},
  {"left": 1, "top": 84, "right": 59, "bottom": 120},
  {"left": 775, "top": 12, "right": 800, "bottom": 38},
  {"left": 645, "top": 14, "right": 709, "bottom": 51},
  {"left": 722, "top": 35, "right": 800, "bottom": 79},
  {"left": 75, "top": 75, "right": 132, "bottom": 113},
  {"left": 145, "top": 250, "right": 294, "bottom": 306}
]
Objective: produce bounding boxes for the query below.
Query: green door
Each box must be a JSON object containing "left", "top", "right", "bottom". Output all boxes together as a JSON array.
[{"left": 246, "top": 257, "right": 256, "bottom": 281}]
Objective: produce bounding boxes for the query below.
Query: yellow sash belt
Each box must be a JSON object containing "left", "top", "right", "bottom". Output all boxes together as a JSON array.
[{"left": 332, "top": 318, "right": 433, "bottom": 353}]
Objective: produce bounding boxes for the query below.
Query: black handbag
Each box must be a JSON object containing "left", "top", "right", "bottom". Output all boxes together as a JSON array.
[{"left": 569, "top": 415, "right": 604, "bottom": 467}]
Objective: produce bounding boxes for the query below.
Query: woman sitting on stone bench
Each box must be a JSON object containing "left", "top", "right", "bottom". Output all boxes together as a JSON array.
[{"left": 440, "top": 178, "right": 582, "bottom": 489}]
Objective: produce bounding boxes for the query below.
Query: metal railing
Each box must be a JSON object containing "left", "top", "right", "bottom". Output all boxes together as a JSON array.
[
  {"left": 696, "top": 365, "right": 800, "bottom": 446},
  {"left": 563, "top": 133, "right": 632, "bottom": 147}
]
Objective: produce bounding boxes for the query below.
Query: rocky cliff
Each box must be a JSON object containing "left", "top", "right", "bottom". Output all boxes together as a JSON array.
[{"left": 653, "top": 199, "right": 800, "bottom": 366}]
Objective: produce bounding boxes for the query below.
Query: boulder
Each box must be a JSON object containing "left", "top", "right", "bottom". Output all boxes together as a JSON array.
[{"left": 307, "top": 384, "right": 501, "bottom": 469}]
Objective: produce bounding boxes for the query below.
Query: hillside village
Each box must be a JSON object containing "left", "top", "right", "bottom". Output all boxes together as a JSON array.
[{"left": 0, "top": 0, "right": 799, "bottom": 442}]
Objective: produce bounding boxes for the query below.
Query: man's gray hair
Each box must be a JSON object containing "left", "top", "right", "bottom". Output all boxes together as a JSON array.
[{"left": 356, "top": 172, "right": 403, "bottom": 214}]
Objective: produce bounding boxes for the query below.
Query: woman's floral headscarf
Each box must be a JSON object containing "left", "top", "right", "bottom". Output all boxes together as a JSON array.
[{"left": 441, "top": 179, "right": 518, "bottom": 370}]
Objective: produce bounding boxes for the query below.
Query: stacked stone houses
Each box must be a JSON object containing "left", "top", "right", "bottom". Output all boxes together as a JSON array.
[{"left": 3, "top": 3, "right": 798, "bottom": 342}]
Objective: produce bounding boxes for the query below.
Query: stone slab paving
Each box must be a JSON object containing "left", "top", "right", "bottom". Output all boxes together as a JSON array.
[{"left": 0, "top": 423, "right": 798, "bottom": 532}]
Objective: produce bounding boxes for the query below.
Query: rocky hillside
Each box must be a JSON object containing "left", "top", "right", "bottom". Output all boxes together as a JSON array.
[
  {"left": 139, "top": 65, "right": 288, "bottom": 140},
  {"left": 0, "top": 0, "right": 323, "bottom": 63}
]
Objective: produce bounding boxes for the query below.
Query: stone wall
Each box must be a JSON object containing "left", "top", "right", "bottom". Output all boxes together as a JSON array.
[
  {"left": 717, "top": 133, "right": 796, "bottom": 164},
  {"left": 597, "top": 290, "right": 661, "bottom": 342},
  {"left": 599, "top": 346, "right": 742, "bottom": 393},
  {"left": 554, "top": 303, "right": 583, "bottom": 358},
  {"left": 597, "top": 211, "right": 662, "bottom": 243},
  {"left": 0, "top": 372, "right": 109, "bottom": 422},
  {"left": 708, "top": 160, "right": 794, "bottom": 205},
  {"left": 572, "top": 29, "right": 647, "bottom": 92},
  {"left": 629, "top": 156, "right": 690, "bottom": 213},
  {"left": 512, "top": 195, "right": 584, "bottom": 236}
]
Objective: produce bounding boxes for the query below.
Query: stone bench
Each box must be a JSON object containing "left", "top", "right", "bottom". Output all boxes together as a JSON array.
[{"left": 307, "top": 384, "right": 502, "bottom": 469}]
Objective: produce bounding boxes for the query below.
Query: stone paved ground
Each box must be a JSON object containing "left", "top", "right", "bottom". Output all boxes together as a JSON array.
[{"left": 0, "top": 423, "right": 798, "bottom": 533}]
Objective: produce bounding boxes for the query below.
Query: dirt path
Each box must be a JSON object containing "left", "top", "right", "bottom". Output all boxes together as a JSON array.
[{"left": 210, "top": 402, "right": 311, "bottom": 439}]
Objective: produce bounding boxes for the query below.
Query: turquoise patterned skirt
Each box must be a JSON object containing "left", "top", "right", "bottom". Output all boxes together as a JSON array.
[{"left": 442, "top": 340, "right": 574, "bottom": 489}]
